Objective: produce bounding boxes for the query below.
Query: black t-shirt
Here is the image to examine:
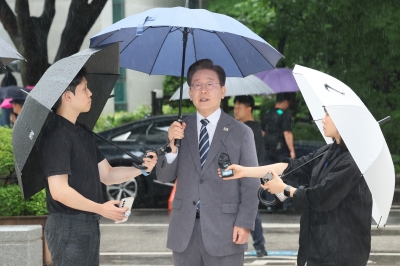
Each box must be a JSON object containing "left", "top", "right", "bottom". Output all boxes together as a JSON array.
[
  {"left": 261, "top": 107, "right": 292, "bottom": 155},
  {"left": 244, "top": 120, "right": 266, "bottom": 166},
  {"left": 38, "top": 113, "right": 105, "bottom": 215}
]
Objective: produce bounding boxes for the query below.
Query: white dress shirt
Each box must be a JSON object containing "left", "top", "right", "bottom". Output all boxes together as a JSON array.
[{"left": 165, "top": 108, "right": 221, "bottom": 163}]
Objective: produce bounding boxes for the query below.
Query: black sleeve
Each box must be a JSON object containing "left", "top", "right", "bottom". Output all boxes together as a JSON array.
[
  {"left": 261, "top": 114, "right": 267, "bottom": 132},
  {"left": 281, "top": 112, "right": 292, "bottom": 132},
  {"left": 293, "top": 158, "right": 362, "bottom": 213},
  {"left": 95, "top": 143, "right": 105, "bottom": 163},
  {"left": 40, "top": 132, "right": 71, "bottom": 178}
]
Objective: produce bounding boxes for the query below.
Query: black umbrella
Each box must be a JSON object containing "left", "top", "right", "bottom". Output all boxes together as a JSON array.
[
  {"left": 12, "top": 43, "right": 142, "bottom": 199},
  {"left": 0, "top": 85, "right": 28, "bottom": 102}
]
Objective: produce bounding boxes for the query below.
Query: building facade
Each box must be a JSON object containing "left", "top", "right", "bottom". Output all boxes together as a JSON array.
[{"left": 0, "top": 0, "right": 184, "bottom": 115}]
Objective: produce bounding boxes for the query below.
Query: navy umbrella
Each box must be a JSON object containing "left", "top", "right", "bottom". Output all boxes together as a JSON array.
[{"left": 90, "top": 6, "right": 283, "bottom": 146}]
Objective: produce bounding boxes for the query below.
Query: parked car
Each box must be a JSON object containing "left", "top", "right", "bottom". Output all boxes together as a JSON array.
[
  {"left": 96, "top": 114, "right": 188, "bottom": 208},
  {"left": 96, "top": 114, "right": 325, "bottom": 208}
]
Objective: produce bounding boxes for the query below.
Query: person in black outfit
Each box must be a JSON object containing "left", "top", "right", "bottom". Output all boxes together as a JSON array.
[
  {"left": 261, "top": 93, "right": 296, "bottom": 211},
  {"left": 261, "top": 93, "right": 295, "bottom": 163},
  {"left": 221, "top": 108, "right": 372, "bottom": 266},
  {"left": 233, "top": 95, "right": 267, "bottom": 257},
  {"left": 37, "top": 68, "right": 158, "bottom": 266}
]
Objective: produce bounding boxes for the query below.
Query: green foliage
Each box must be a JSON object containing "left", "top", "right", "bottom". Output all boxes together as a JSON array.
[
  {"left": 162, "top": 75, "right": 193, "bottom": 109},
  {"left": 207, "top": 0, "right": 400, "bottom": 173},
  {"left": 0, "top": 185, "right": 47, "bottom": 216},
  {"left": 0, "top": 127, "right": 14, "bottom": 176},
  {"left": 93, "top": 106, "right": 151, "bottom": 132},
  {"left": 392, "top": 154, "right": 400, "bottom": 175}
]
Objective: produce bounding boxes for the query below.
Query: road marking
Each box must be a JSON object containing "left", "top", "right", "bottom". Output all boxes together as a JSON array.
[
  {"left": 101, "top": 252, "right": 172, "bottom": 255},
  {"left": 246, "top": 250, "right": 297, "bottom": 256},
  {"left": 370, "top": 253, "right": 400, "bottom": 256},
  {"left": 100, "top": 223, "right": 169, "bottom": 227},
  {"left": 249, "top": 260, "right": 296, "bottom": 265},
  {"left": 246, "top": 256, "right": 296, "bottom": 260},
  {"left": 100, "top": 223, "right": 400, "bottom": 229}
]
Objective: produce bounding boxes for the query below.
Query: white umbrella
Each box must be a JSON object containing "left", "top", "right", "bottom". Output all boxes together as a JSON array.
[
  {"left": 169, "top": 74, "right": 274, "bottom": 100},
  {"left": 292, "top": 64, "right": 395, "bottom": 227}
]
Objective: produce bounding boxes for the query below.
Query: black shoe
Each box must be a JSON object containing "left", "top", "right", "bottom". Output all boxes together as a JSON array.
[{"left": 255, "top": 249, "right": 268, "bottom": 257}]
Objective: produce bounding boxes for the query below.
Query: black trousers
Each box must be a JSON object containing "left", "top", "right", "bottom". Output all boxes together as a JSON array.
[{"left": 45, "top": 213, "right": 101, "bottom": 266}]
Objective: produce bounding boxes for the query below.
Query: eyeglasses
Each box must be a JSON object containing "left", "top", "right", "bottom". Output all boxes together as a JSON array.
[{"left": 190, "top": 82, "right": 220, "bottom": 91}]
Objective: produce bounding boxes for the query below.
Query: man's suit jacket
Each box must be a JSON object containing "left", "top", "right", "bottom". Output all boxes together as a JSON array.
[{"left": 156, "top": 111, "right": 260, "bottom": 257}]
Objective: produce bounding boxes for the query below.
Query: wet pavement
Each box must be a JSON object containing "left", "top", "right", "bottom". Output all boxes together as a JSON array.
[{"left": 99, "top": 207, "right": 400, "bottom": 265}]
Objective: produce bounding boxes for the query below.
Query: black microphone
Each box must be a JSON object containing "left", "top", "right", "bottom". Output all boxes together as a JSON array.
[{"left": 218, "top": 140, "right": 234, "bottom": 178}]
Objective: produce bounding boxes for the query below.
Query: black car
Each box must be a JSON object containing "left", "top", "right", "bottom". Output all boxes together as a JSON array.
[
  {"left": 96, "top": 114, "right": 324, "bottom": 208},
  {"left": 96, "top": 114, "right": 188, "bottom": 208}
]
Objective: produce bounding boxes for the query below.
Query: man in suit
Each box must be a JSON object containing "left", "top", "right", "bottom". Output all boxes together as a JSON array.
[{"left": 156, "top": 59, "right": 260, "bottom": 266}]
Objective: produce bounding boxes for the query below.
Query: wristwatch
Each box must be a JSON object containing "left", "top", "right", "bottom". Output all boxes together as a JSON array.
[{"left": 284, "top": 185, "right": 292, "bottom": 197}]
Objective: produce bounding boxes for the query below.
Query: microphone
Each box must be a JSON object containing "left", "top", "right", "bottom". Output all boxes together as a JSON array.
[{"left": 218, "top": 140, "right": 234, "bottom": 178}]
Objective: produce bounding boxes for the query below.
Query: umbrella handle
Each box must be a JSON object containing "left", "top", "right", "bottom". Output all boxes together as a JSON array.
[{"left": 174, "top": 118, "right": 183, "bottom": 147}]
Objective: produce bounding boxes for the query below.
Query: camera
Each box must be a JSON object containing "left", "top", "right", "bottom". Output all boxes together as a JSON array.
[
  {"left": 261, "top": 172, "right": 288, "bottom": 202},
  {"left": 218, "top": 153, "right": 234, "bottom": 178}
]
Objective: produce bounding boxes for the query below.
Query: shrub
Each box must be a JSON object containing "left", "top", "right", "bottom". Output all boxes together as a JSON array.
[
  {"left": 0, "top": 184, "right": 47, "bottom": 216},
  {"left": 93, "top": 106, "right": 151, "bottom": 132},
  {"left": 0, "top": 127, "right": 14, "bottom": 176}
]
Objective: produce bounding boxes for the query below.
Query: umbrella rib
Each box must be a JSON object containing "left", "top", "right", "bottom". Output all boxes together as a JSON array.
[
  {"left": 242, "top": 36, "right": 277, "bottom": 70},
  {"left": 213, "top": 32, "right": 245, "bottom": 77},
  {"left": 191, "top": 28, "right": 198, "bottom": 62},
  {"left": 119, "top": 27, "right": 153, "bottom": 55},
  {"left": 148, "top": 26, "right": 174, "bottom": 75}
]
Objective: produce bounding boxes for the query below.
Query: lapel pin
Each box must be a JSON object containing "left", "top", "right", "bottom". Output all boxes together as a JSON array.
[{"left": 223, "top": 127, "right": 229, "bottom": 131}]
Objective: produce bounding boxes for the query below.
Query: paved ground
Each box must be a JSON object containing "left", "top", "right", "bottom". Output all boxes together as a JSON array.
[{"left": 99, "top": 208, "right": 400, "bottom": 266}]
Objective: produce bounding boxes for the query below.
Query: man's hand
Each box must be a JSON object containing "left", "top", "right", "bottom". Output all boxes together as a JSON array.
[
  {"left": 232, "top": 226, "right": 250, "bottom": 244},
  {"left": 168, "top": 121, "right": 186, "bottom": 153},
  {"left": 99, "top": 200, "right": 128, "bottom": 222}
]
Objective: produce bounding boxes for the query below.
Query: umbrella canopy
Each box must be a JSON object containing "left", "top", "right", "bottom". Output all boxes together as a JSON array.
[
  {"left": 0, "top": 37, "right": 26, "bottom": 67},
  {"left": 90, "top": 7, "right": 282, "bottom": 77},
  {"left": 0, "top": 85, "right": 28, "bottom": 102},
  {"left": 293, "top": 64, "right": 395, "bottom": 227},
  {"left": 256, "top": 68, "right": 299, "bottom": 93},
  {"left": 169, "top": 75, "right": 274, "bottom": 101},
  {"left": 90, "top": 7, "right": 283, "bottom": 128},
  {"left": 12, "top": 43, "right": 120, "bottom": 199}
]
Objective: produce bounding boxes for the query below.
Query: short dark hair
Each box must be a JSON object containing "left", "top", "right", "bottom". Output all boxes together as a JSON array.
[
  {"left": 234, "top": 95, "right": 255, "bottom": 113},
  {"left": 276, "top": 92, "right": 294, "bottom": 103},
  {"left": 1, "top": 72, "right": 17, "bottom": 87},
  {"left": 187, "top": 59, "right": 226, "bottom": 87},
  {"left": 52, "top": 68, "right": 87, "bottom": 111}
]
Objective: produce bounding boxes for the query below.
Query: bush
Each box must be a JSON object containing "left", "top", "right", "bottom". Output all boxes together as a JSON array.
[
  {"left": 0, "top": 184, "right": 47, "bottom": 216},
  {"left": 0, "top": 127, "right": 14, "bottom": 177},
  {"left": 93, "top": 106, "right": 151, "bottom": 132}
]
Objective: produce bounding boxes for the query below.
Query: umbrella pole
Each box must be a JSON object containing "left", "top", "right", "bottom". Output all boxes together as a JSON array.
[
  {"left": 175, "top": 27, "right": 188, "bottom": 148},
  {"left": 84, "top": 128, "right": 147, "bottom": 170}
]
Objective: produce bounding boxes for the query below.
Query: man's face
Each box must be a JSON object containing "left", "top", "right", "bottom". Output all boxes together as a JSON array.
[
  {"left": 69, "top": 77, "right": 92, "bottom": 113},
  {"left": 188, "top": 69, "right": 226, "bottom": 117},
  {"left": 233, "top": 102, "right": 251, "bottom": 122}
]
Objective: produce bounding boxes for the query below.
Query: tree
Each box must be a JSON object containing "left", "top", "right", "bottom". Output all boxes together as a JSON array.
[
  {"left": 0, "top": 0, "right": 107, "bottom": 86},
  {"left": 215, "top": 0, "right": 400, "bottom": 157}
]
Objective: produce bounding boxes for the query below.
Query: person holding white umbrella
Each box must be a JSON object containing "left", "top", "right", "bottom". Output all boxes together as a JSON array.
[{"left": 220, "top": 107, "right": 372, "bottom": 266}]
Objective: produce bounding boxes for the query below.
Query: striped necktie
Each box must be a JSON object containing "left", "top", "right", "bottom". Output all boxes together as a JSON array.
[{"left": 199, "top": 119, "right": 210, "bottom": 169}]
